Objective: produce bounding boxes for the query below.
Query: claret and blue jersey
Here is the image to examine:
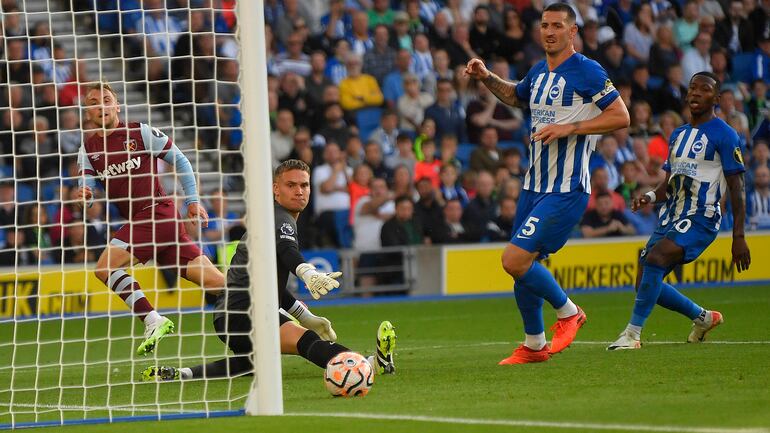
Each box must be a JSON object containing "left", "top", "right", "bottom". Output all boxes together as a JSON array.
[
  {"left": 515, "top": 53, "right": 620, "bottom": 194},
  {"left": 659, "top": 117, "right": 746, "bottom": 231}
]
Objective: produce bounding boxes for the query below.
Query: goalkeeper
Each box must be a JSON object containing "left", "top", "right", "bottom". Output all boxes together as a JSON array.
[{"left": 144, "top": 160, "right": 395, "bottom": 380}]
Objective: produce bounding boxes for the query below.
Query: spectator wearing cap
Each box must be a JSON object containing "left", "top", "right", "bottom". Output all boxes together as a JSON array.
[
  {"left": 681, "top": 32, "right": 713, "bottom": 85},
  {"left": 391, "top": 12, "right": 412, "bottom": 52},
  {"left": 364, "top": 24, "right": 397, "bottom": 85},
  {"left": 339, "top": 53, "right": 384, "bottom": 112},
  {"left": 397, "top": 73, "right": 434, "bottom": 133}
]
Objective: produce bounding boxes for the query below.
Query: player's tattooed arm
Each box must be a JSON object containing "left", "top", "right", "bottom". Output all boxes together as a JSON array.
[
  {"left": 726, "top": 173, "right": 751, "bottom": 272},
  {"left": 482, "top": 73, "right": 519, "bottom": 106}
]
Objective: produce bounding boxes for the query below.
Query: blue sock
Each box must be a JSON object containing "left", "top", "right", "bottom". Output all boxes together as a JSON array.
[
  {"left": 514, "top": 282, "right": 545, "bottom": 335},
  {"left": 517, "top": 261, "right": 568, "bottom": 309},
  {"left": 630, "top": 264, "right": 667, "bottom": 327},
  {"left": 657, "top": 282, "right": 703, "bottom": 320}
]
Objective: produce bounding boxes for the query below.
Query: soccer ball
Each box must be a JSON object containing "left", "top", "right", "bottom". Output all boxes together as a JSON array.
[{"left": 324, "top": 352, "right": 374, "bottom": 397}]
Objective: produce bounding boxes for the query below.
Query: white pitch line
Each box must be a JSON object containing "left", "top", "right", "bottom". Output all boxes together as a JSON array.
[
  {"left": 288, "top": 412, "right": 770, "bottom": 433},
  {"left": 401, "top": 340, "right": 770, "bottom": 351},
  {"left": 0, "top": 403, "right": 202, "bottom": 414}
]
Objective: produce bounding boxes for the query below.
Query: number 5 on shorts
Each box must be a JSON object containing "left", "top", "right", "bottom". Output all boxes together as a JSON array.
[{"left": 522, "top": 216, "right": 540, "bottom": 236}]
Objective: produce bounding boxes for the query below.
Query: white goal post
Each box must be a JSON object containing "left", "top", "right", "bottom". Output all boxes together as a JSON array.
[{"left": 0, "top": 0, "right": 282, "bottom": 427}]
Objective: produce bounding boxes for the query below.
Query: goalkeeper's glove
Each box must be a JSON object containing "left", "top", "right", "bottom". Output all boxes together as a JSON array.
[
  {"left": 288, "top": 300, "right": 337, "bottom": 341},
  {"left": 295, "top": 263, "right": 342, "bottom": 300}
]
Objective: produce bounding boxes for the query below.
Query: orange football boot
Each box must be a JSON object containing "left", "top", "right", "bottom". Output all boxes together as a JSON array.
[
  {"left": 498, "top": 344, "right": 551, "bottom": 365},
  {"left": 549, "top": 306, "right": 586, "bottom": 354}
]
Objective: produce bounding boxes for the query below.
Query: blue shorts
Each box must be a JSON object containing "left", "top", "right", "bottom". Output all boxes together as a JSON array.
[
  {"left": 510, "top": 189, "right": 589, "bottom": 259},
  {"left": 642, "top": 215, "right": 719, "bottom": 264}
]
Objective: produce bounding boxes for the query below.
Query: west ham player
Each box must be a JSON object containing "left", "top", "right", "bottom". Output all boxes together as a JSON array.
[
  {"left": 608, "top": 72, "right": 751, "bottom": 350},
  {"left": 77, "top": 83, "right": 225, "bottom": 355},
  {"left": 142, "top": 160, "right": 396, "bottom": 380},
  {"left": 465, "top": 3, "right": 630, "bottom": 364}
]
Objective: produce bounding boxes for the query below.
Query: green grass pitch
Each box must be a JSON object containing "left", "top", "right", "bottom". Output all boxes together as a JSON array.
[{"left": 1, "top": 285, "right": 769, "bottom": 433}]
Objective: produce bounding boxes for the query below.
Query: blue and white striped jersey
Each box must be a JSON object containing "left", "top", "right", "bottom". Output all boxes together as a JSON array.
[
  {"left": 515, "top": 53, "right": 619, "bottom": 194},
  {"left": 658, "top": 118, "right": 745, "bottom": 229}
]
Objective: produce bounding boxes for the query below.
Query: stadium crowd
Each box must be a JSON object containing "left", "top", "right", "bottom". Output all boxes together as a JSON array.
[{"left": 1, "top": 0, "right": 770, "bottom": 268}]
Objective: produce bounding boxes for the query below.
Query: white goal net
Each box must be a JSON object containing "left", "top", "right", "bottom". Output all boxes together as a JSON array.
[{"left": 0, "top": 0, "right": 276, "bottom": 427}]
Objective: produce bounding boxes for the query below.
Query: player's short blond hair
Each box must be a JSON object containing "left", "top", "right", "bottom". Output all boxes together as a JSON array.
[{"left": 85, "top": 81, "right": 119, "bottom": 101}]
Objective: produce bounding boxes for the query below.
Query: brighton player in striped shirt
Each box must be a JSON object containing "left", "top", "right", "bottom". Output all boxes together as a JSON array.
[
  {"left": 608, "top": 72, "right": 751, "bottom": 350},
  {"left": 465, "top": 3, "right": 630, "bottom": 364},
  {"left": 77, "top": 83, "right": 225, "bottom": 355}
]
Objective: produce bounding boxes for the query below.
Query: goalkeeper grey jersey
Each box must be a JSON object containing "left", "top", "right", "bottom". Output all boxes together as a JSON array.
[{"left": 213, "top": 202, "right": 305, "bottom": 321}]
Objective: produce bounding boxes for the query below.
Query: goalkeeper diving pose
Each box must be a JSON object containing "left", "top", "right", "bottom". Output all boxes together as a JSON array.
[
  {"left": 608, "top": 72, "right": 751, "bottom": 350},
  {"left": 143, "top": 160, "right": 396, "bottom": 380},
  {"left": 77, "top": 83, "right": 225, "bottom": 356}
]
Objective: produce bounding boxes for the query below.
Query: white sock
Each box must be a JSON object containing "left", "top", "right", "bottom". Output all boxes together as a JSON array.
[
  {"left": 556, "top": 298, "right": 578, "bottom": 318},
  {"left": 693, "top": 309, "right": 708, "bottom": 323},
  {"left": 144, "top": 310, "right": 162, "bottom": 325},
  {"left": 625, "top": 324, "right": 642, "bottom": 339},
  {"left": 524, "top": 332, "right": 547, "bottom": 350},
  {"left": 179, "top": 367, "right": 193, "bottom": 380}
]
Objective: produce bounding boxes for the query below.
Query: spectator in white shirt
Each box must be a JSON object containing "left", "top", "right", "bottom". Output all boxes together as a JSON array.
[
  {"left": 312, "top": 142, "right": 353, "bottom": 247},
  {"left": 681, "top": 32, "right": 713, "bottom": 85}
]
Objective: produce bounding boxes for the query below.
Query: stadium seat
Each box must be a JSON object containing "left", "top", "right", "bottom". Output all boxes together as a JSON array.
[
  {"left": 732, "top": 53, "right": 756, "bottom": 84},
  {"left": 16, "top": 184, "right": 35, "bottom": 204},
  {"left": 647, "top": 76, "right": 664, "bottom": 90},
  {"left": 355, "top": 107, "right": 383, "bottom": 140},
  {"left": 456, "top": 143, "right": 476, "bottom": 169}
]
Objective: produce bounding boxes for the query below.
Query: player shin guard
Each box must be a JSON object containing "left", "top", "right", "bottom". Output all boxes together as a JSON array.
[
  {"left": 517, "top": 261, "right": 569, "bottom": 310},
  {"left": 296, "top": 330, "right": 350, "bottom": 368},
  {"left": 630, "top": 264, "right": 666, "bottom": 327},
  {"left": 514, "top": 282, "right": 546, "bottom": 337},
  {"left": 108, "top": 270, "right": 154, "bottom": 321},
  {"left": 656, "top": 282, "right": 703, "bottom": 320}
]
